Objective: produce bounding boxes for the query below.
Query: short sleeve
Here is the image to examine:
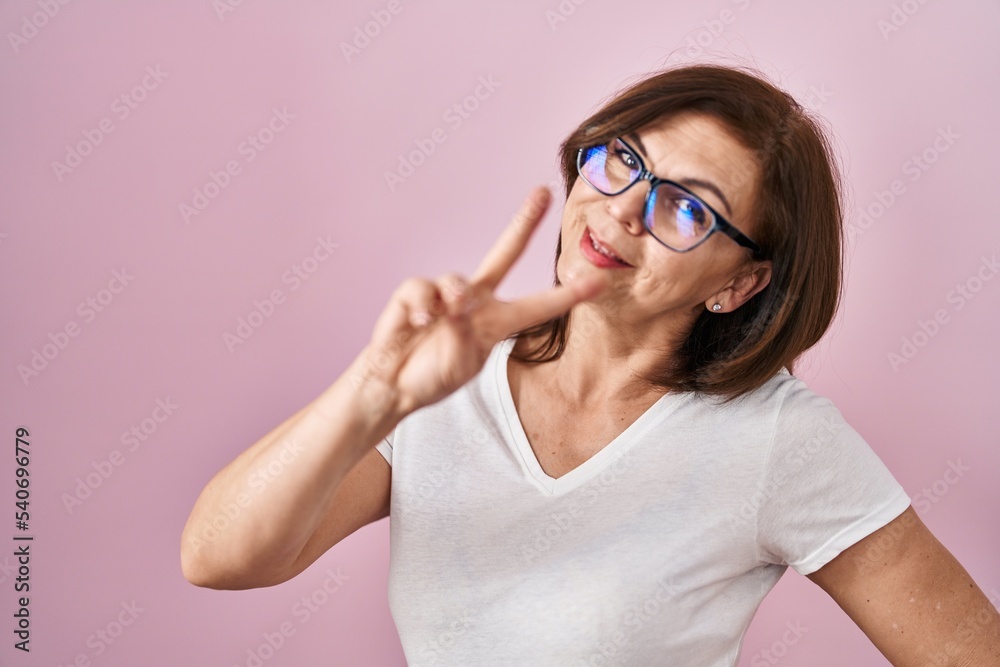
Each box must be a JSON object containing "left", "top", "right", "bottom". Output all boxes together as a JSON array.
[
  {"left": 374, "top": 425, "right": 394, "bottom": 466},
  {"left": 755, "top": 383, "right": 912, "bottom": 576}
]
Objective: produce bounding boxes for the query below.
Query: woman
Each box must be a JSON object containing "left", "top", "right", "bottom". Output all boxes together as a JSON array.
[{"left": 181, "top": 64, "right": 1000, "bottom": 665}]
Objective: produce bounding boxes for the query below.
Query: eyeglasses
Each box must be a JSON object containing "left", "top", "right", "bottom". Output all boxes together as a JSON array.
[{"left": 576, "top": 137, "right": 763, "bottom": 259}]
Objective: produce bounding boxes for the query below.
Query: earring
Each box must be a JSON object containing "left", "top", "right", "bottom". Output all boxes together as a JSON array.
[{"left": 712, "top": 303, "right": 722, "bottom": 312}]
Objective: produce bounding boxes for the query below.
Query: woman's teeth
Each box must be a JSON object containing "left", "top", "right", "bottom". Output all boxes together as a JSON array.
[{"left": 591, "top": 233, "right": 623, "bottom": 262}]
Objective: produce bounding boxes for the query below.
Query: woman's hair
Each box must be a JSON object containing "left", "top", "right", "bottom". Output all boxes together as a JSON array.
[{"left": 509, "top": 63, "right": 845, "bottom": 404}]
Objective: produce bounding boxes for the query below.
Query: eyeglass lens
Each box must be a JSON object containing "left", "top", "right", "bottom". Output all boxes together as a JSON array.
[{"left": 579, "top": 140, "right": 714, "bottom": 250}]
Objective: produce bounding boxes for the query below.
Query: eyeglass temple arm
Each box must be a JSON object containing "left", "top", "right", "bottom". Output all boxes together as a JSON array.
[{"left": 717, "top": 218, "right": 763, "bottom": 257}]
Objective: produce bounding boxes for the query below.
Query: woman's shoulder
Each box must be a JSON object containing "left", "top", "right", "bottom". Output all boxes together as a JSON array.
[
  {"left": 696, "top": 365, "right": 801, "bottom": 410},
  {"left": 744, "top": 369, "right": 858, "bottom": 448},
  {"left": 693, "top": 365, "right": 845, "bottom": 430}
]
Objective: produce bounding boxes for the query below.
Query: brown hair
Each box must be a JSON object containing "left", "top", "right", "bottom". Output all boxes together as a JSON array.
[{"left": 509, "top": 63, "right": 845, "bottom": 404}]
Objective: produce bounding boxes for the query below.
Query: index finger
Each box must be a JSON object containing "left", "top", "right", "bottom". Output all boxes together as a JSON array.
[{"left": 470, "top": 185, "right": 552, "bottom": 290}]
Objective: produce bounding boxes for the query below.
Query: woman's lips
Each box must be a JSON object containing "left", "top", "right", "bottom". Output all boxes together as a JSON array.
[{"left": 580, "top": 227, "right": 632, "bottom": 268}]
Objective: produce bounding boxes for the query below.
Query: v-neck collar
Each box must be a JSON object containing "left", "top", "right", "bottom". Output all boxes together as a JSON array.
[{"left": 494, "top": 337, "right": 689, "bottom": 497}]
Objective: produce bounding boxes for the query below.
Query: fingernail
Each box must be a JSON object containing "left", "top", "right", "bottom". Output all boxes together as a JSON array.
[{"left": 410, "top": 311, "right": 432, "bottom": 327}]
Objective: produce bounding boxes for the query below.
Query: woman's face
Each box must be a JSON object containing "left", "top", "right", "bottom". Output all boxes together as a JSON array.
[{"left": 558, "top": 110, "right": 771, "bottom": 326}]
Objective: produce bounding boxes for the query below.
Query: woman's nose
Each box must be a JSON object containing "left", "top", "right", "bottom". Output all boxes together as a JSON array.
[{"left": 604, "top": 182, "right": 648, "bottom": 234}]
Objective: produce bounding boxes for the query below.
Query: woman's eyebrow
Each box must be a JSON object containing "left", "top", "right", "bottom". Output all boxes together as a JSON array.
[{"left": 626, "top": 132, "right": 734, "bottom": 217}]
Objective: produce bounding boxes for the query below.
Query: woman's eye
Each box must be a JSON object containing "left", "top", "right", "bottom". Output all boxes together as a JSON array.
[
  {"left": 613, "top": 149, "right": 637, "bottom": 169},
  {"left": 678, "top": 199, "right": 708, "bottom": 224}
]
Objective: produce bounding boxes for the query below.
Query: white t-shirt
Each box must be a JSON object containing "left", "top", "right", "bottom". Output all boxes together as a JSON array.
[{"left": 374, "top": 336, "right": 911, "bottom": 666}]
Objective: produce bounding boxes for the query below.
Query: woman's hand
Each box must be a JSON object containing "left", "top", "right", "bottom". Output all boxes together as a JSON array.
[{"left": 363, "top": 185, "right": 609, "bottom": 416}]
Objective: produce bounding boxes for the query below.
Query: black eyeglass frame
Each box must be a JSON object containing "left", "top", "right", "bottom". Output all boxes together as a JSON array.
[{"left": 576, "top": 137, "right": 764, "bottom": 259}]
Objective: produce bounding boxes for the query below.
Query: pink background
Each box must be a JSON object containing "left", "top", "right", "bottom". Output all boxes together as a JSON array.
[{"left": 2, "top": 0, "right": 998, "bottom": 665}]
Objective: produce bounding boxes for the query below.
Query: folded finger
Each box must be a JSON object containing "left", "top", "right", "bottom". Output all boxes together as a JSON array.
[{"left": 392, "top": 277, "right": 445, "bottom": 328}]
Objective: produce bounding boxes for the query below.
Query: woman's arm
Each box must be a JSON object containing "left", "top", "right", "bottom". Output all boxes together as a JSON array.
[
  {"left": 807, "top": 505, "right": 1000, "bottom": 666},
  {"left": 179, "top": 185, "right": 609, "bottom": 591},
  {"left": 179, "top": 345, "right": 405, "bottom": 590}
]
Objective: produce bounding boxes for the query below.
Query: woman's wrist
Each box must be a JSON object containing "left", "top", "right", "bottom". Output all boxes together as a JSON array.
[{"left": 321, "top": 345, "right": 409, "bottom": 431}]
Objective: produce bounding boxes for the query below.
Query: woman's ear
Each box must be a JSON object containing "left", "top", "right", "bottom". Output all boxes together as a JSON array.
[{"left": 716, "top": 260, "right": 773, "bottom": 311}]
